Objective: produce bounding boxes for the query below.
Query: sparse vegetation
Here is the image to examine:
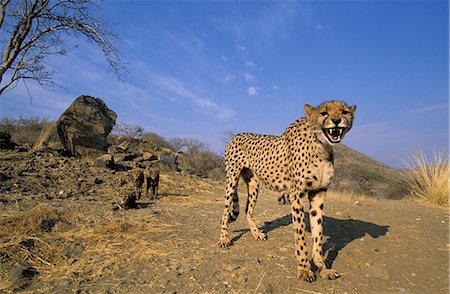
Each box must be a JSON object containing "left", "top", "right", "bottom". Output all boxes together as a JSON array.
[
  {"left": 0, "top": 116, "right": 51, "bottom": 146},
  {"left": 142, "top": 132, "right": 173, "bottom": 150},
  {"left": 402, "top": 149, "right": 449, "bottom": 206},
  {"left": 169, "top": 137, "right": 224, "bottom": 179},
  {"left": 111, "top": 122, "right": 144, "bottom": 139}
]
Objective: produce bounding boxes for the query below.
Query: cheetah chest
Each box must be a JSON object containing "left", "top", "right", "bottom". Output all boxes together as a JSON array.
[{"left": 303, "top": 161, "right": 334, "bottom": 191}]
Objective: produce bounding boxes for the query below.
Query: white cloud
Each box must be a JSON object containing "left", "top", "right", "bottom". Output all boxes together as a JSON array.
[
  {"left": 245, "top": 60, "right": 256, "bottom": 68},
  {"left": 272, "top": 85, "right": 280, "bottom": 90},
  {"left": 151, "top": 75, "right": 196, "bottom": 99},
  {"left": 223, "top": 73, "right": 235, "bottom": 84},
  {"left": 236, "top": 44, "right": 247, "bottom": 54},
  {"left": 194, "top": 98, "right": 235, "bottom": 120},
  {"left": 409, "top": 104, "right": 449, "bottom": 114},
  {"left": 150, "top": 73, "right": 235, "bottom": 120},
  {"left": 247, "top": 86, "right": 260, "bottom": 96},
  {"left": 245, "top": 73, "right": 256, "bottom": 82},
  {"left": 220, "top": 55, "right": 229, "bottom": 62}
]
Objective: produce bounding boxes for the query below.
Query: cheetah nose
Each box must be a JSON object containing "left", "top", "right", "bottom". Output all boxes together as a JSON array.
[{"left": 332, "top": 118, "right": 341, "bottom": 126}]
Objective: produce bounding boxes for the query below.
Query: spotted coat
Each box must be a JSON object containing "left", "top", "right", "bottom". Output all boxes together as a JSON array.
[{"left": 218, "top": 100, "right": 356, "bottom": 282}]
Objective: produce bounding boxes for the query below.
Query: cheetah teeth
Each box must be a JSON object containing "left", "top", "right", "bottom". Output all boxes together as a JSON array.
[{"left": 327, "top": 128, "right": 343, "bottom": 142}]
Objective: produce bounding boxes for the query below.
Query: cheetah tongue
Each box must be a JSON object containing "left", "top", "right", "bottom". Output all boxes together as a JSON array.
[{"left": 327, "top": 128, "right": 342, "bottom": 143}]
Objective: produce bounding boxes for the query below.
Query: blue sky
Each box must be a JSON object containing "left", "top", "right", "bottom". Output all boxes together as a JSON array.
[{"left": 1, "top": 1, "right": 448, "bottom": 167}]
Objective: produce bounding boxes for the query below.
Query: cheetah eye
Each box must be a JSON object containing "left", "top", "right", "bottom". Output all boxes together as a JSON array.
[
  {"left": 342, "top": 110, "right": 350, "bottom": 115},
  {"left": 320, "top": 112, "right": 328, "bottom": 116}
]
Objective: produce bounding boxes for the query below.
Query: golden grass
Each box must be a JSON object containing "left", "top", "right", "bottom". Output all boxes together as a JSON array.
[
  {"left": 327, "top": 190, "right": 375, "bottom": 202},
  {"left": 0, "top": 204, "right": 175, "bottom": 292},
  {"left": 33, "top": 121, "right": 57, "bottom": 151},
  {"left": 401, "top": 149, "right": 449, "bottom": 206}
]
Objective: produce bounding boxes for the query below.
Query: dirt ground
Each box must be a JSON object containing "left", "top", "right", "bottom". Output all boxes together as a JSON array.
[{"left": 0, "top": 150, "right": 448, "bottom": 293}]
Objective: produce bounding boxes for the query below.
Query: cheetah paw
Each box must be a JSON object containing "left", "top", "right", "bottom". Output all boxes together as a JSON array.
[
  {"left": 319, "top": 268, "right": 340, "bottom": 280},
  {"left": 253, "top": 232, "right": 267, "bottom": 241},
  {"left": 218, "top": 237, "right": 232, "bottom": 248},
  {"left": 297, "top": 268, "right": 316, "bottom": 282}
]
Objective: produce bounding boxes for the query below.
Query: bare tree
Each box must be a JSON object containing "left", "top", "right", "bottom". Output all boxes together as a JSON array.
[
  {"left": 0, "top": 0, "right": 125, "bottom": 95},
  {"left": 221, "top": 129, "right": 236, "bottom": 148}
]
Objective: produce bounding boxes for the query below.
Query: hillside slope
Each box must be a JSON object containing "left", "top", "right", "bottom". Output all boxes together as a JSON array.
[{"left": 333, "top": 144, "right": 407, "bottom": 199}]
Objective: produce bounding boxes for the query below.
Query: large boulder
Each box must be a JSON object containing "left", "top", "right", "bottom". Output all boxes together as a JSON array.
[{"left": 35, "top": 95, "right": 117, "bottom": 157}]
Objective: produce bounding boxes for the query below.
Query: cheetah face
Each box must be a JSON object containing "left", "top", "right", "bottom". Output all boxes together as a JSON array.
[{"left": 304, "top": 101, "right": 356, "bottom": 145}]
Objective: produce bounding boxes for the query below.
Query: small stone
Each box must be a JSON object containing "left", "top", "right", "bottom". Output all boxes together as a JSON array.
[
  {"left": 62, "top": 243, "right": 84, "bottom": 258},
  {"left": 9, "top": 261, "right": 39, "bottom": 289},
  {"left": 362, "top": 265, "right": 390, "bottom": 280},
  {"left": 236, "top": 275, "right": 248, "bottom": 284},
  {"left": 94, "top": 178, "right": 103, "bottom": 184},
  {"left": 40, "top": 218, "right": 59, "bottom": 232},
  {"left": 279, "top": 247, "right": 289, "bottom": 253}
]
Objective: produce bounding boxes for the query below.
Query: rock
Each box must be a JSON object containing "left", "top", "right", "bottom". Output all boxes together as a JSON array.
[
  {"left": 114, "top": 153, "right": 136, "bottom": 162},
  {"left": 61, "top": 243, "right": 84, "bottom": 259},
  {"left": 236, "top": 274, "right": 248, "bottom": 284},
  {"left": 0, "top": 131, "right": 16, "bottom": 150},
  {"left": 362, "top": 265, "right": 390, "bottom": 280},
  {"left": 34, "top": 95, "right": 116, "bottom": 157},
  {"left": 143, "top": 152, "right": 158, "bottom": 162},
  {"left": 93, "top": 154, "right": 114, "bottom": 168},
  {"left": 40, "top": 218, "right": 59, "bottom": 232},
  {"left": 9, "top": 261, "right": 38, "bottom": 290}
]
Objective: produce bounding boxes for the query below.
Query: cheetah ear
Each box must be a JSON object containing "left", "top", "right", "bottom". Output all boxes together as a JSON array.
[
  {"left": 304, "top": 104, "right": 314, "bottom": 119},
  {"left": 350, "top": 105, "right": 357, "bottom": 113}
]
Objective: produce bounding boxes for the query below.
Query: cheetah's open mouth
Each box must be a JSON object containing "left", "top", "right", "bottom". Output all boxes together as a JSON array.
[{"left": 324, "top": 127, "right": 344, "bottom": 143}]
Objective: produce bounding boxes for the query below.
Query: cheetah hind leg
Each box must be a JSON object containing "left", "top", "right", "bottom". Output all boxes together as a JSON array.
[
  {"left": 243, "top": 170, "right": 267, "bottom": 241},
  {"left": 218, "top": 176, "right": 239, "bottom": 248}
]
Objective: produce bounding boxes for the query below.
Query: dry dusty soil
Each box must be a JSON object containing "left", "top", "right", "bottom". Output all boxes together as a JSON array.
[{"left": 0, "top": 150, "right": 448, "bottom": 293}]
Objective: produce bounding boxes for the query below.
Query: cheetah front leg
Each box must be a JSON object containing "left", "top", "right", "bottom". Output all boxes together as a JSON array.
[
  {"left": 291, "top": 191, "right": 315, "bottom": 282},
  {"left": 309, "top": 190, "right": 339, "bottom": 280}
]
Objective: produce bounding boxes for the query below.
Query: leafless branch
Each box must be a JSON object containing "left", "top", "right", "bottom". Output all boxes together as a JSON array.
[{"left": 0, "top": 0, "right": 125, "bottom": 96}]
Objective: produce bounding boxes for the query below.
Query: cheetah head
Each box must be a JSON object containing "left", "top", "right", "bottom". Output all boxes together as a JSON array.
[{"left": 304, "top": 100, "right": 356, "bottom": 145}]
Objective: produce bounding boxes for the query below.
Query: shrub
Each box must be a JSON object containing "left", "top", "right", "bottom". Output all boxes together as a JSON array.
[
  {"left": 142, "top": 132, "right": 173, "bottom": 150},
  {"left": 0, "top": 116, "right": 51, "bottom": 146},
  {"left": 171, "top": 137, "right": 224, "bottom": 178},
  {"left": 402, "top": 149, "right": 449, "bottom": 206},
  {"left": 112, "top": 122, "right": 144, "bottom": 139}
]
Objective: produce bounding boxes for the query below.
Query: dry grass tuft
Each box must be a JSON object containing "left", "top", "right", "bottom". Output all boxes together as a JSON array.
[
  {"left": 33, "top": 121, "right": 58, "bottom": 151},
  {"left": 0, "top": 204, "right": 173, "bottom": 292},
  {"left": 327, "top": 190, "right": 375, "bottom": 202},
  {"left": 402, "top": 149, "right": 449, "bottom": 206}
]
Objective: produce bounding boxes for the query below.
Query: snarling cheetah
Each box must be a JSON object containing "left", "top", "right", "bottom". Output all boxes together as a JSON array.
[{"left": 218, "top": 100, "right": 356, "bottom": 282}]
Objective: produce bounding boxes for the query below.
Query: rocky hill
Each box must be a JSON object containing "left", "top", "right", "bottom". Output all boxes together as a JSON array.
[{"left": 333, "top": 144, "right": 407, "bottom": 199}]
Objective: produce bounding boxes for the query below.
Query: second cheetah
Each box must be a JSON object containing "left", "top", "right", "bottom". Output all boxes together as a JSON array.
[{"left": 145, "top": 164, "right": 160, "bottom": 199}]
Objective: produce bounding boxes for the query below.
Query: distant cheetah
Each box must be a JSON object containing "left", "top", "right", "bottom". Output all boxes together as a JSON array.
[
  {"left": 145, "top": 164, "right": 160, "bottom": 199},
  {"left": 218, "top": 100, "right": 356, "bottom": 282},
  {"left": 130, "top": 168, "right": 144, "bottom": 200}
]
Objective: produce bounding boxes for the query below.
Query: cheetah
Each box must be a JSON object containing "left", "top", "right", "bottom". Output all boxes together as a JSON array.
[
  {"left": 145, "top": 164, "right": 160, "bottom": 199},
  {"left": 218, "top": 100, "right": 356, "bottom": 282},
  {"left": 130, "top": 168, "right": 144, "bottom": 200}
]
